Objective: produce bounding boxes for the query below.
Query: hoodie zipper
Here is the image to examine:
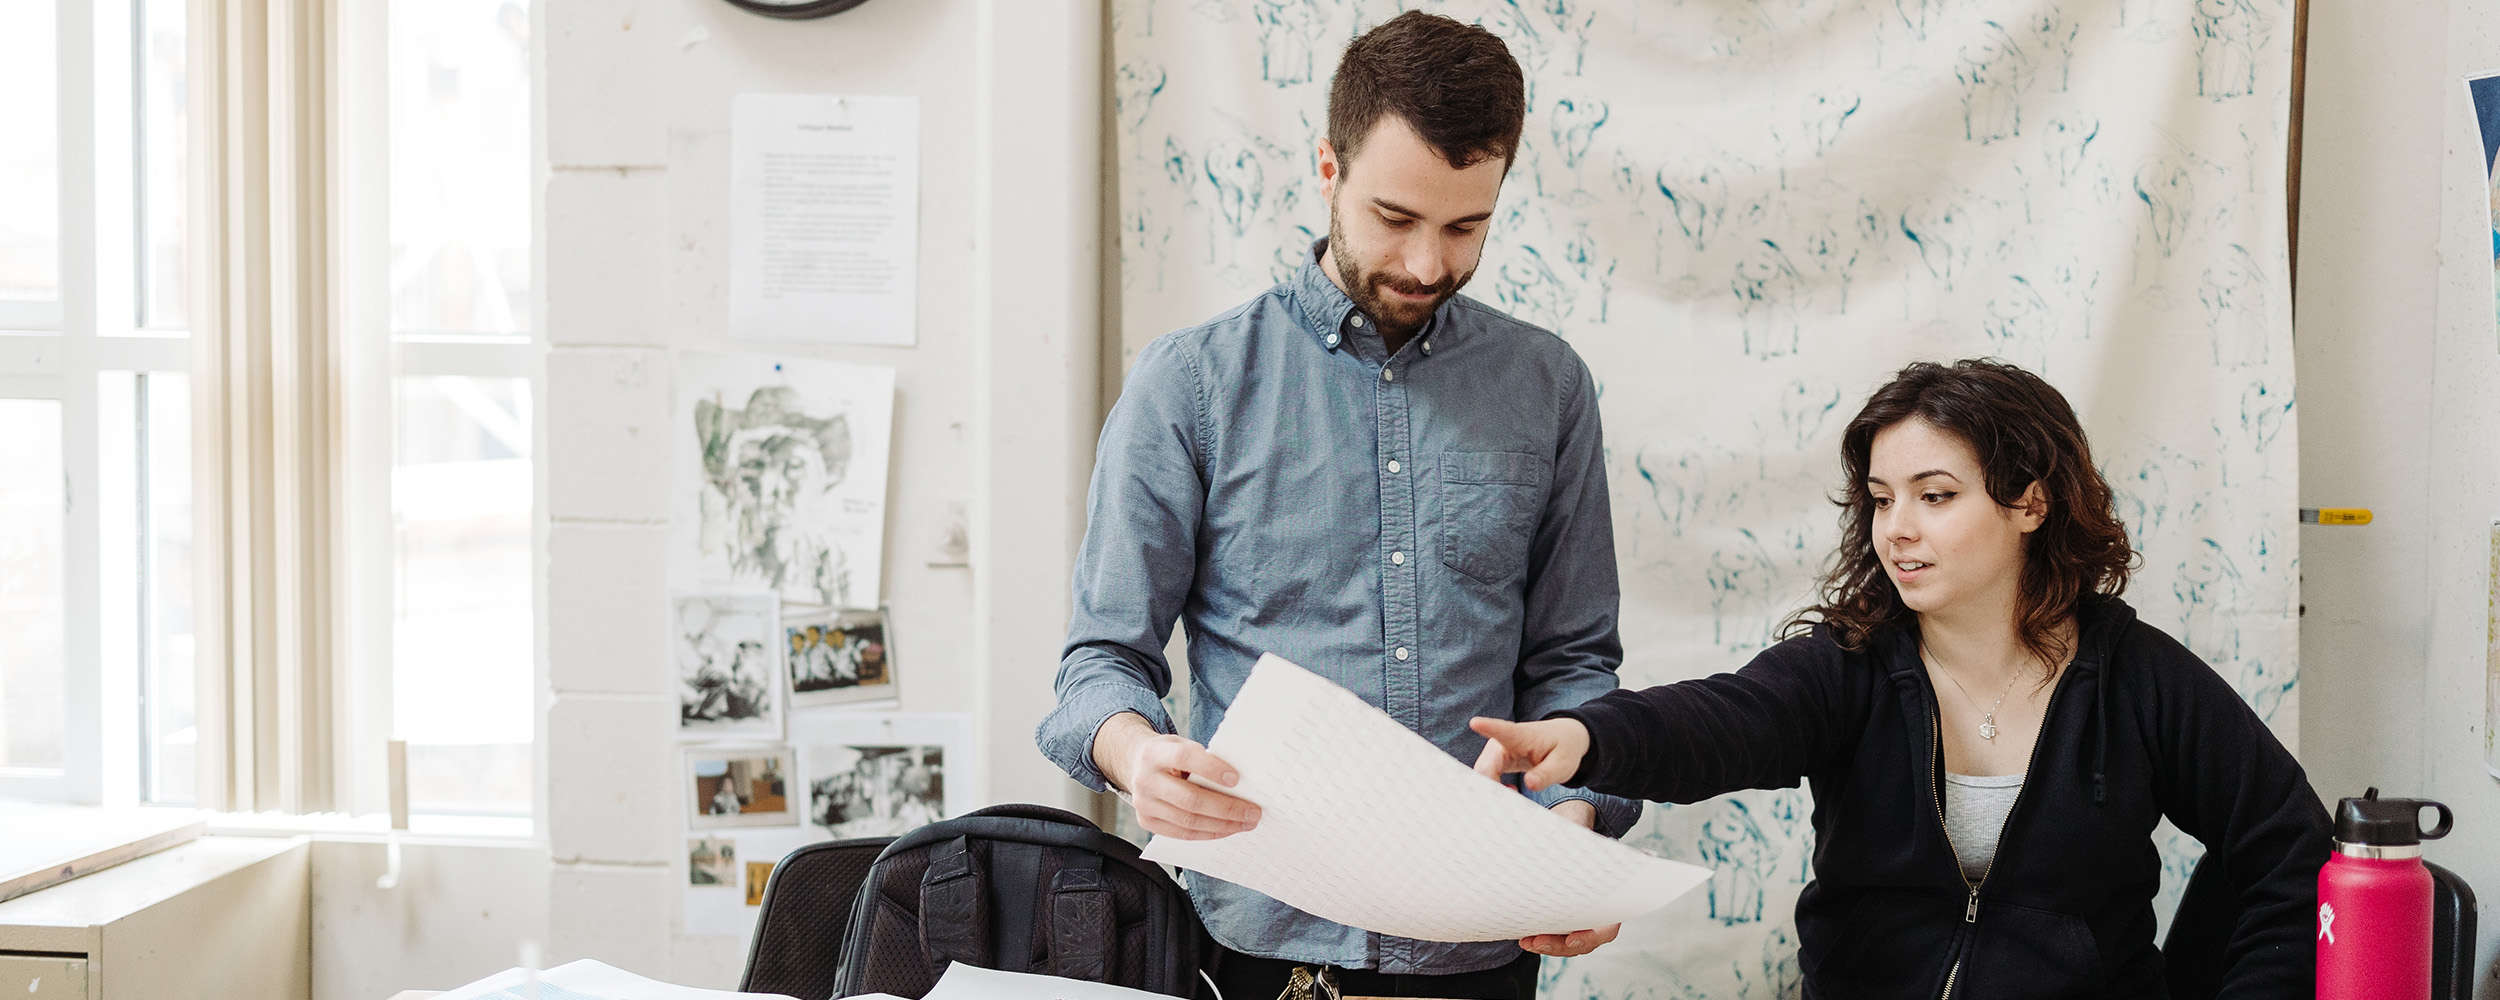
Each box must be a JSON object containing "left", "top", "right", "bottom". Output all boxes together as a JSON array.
[{"left": 1928, "top": 664, "right": 2067, "bottom": 1000}]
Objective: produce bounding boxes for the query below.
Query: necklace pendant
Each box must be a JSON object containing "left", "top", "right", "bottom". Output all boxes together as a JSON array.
[{"left": 1978, "top": 717, "right": 1999, "bottom": 741}]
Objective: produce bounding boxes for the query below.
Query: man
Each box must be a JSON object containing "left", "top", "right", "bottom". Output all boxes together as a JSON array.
[{"left": 1035, "top": 12, "right": 1638, "bottom": 1000}]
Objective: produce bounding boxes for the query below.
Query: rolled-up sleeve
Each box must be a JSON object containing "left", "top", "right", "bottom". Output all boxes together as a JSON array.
[
  {"left": 1035, "top": 334, "right": 1209, "bottom": 792},
  {"left": 1512, "top": 354, "right": 1641, "bottom": 839}
]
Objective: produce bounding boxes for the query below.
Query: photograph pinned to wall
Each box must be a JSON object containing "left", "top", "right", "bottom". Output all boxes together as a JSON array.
[
  {"left": 797, "top": 713, "right": 972, "bottom": 838},
  {"left": 2487, "top": 520, "right": 2499, "bottom": 778},
  {"left": 2470, "top": 72, "right": 2500, "bottom": 345},
  {"left": 682, "top": 828, "right": 818, "bottom": 937},
  {"left": 785, "top": 606, "right": 897, "bottom": 708},
  {"left": 686, "top": 746, "right": 798, "bottom": 829},
  {"left": 675, "top": 592, "right": 784, "bottom": 738},
  {"left": 689, "top": 837, "right": 737, "bottom": 886},
  {"left": 676, "top": 354, "right": 896, "bottom": 611},
  {"left": 746, "top": 862, "right": 774, "bottom": 906}
]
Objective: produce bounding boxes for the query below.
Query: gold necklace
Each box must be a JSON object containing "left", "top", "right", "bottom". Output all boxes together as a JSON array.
[{"left": 1925, "top": 647, "right": 2024, "bottom": 741}]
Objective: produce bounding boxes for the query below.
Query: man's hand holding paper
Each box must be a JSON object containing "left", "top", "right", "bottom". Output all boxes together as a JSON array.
[{"left": 1138, "top": 654, "right": 1708, "bottom": 946}]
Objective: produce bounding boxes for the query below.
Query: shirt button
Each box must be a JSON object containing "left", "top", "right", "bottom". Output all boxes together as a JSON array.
[
  {"left": 1351, "top": 315, "right": 1365, "bottom": 328},
  {"left": 1386, "top": 459, "right": 1400, "bottom": 474},
  {"left": 1391, "top": 551, "right": 1405, "bottom": 565},
  {"left": 1422, "top": 340, "right": 1432, "bottom": 355},
  {"left": 1394, "top": 646, "right": 1410, "bottom": 661},
  {"left": 1326, "top": 334, "right": 1340, "bottom": 347},
  {"left": 1382, "top": 367, "right": 1394, "bottom": 382}
]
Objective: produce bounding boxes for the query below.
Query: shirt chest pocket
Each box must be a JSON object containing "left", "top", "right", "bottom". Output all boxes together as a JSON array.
[{"left": 1439, "top": 452, "right": 1550, "bottom": 585}]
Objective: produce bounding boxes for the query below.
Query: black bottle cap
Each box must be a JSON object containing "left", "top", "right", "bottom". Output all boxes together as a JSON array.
[{"left": 2335, "top": 787, "right": 2455, "bottom": 846}]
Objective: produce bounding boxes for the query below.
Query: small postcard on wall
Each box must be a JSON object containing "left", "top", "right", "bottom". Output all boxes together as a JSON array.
[
  {"left": 674, "top": 592, "right": 786, "bottom": 739},
  {"left": 785, "top": 607, "right": 897, "bottom": 708},
  {"left": 730, "top": 93, "right": 919, "bottom": 345},
  {"left": 687, "top": 746, "right": 797, "bottom": 829},
  {"left": 796, "top": 713, "right": 971, "bottom": 839}
]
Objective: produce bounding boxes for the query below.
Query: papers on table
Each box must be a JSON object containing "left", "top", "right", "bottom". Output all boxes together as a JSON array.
[
  {"left": 434, "top": 960, "right": 795, "bottom": 1000},
  {"left": 1141, "top": 654, "right": 1711, "bottom": 943},
  {"left": 891, "top": 961, "right": 1187, "bottom": 1000}
]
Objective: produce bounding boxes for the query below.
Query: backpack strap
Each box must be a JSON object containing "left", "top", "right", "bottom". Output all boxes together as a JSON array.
[
  {"left": 919, "top": 836, "right": 989, "bottom": 972},
  {"left": 1047, "top": 853, "right": 1113, "bottom": 982}
]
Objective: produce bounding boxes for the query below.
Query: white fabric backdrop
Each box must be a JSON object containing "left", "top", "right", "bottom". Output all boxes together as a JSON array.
[{"left": 1112, "top": 2, "right": 2298, "bottom": 995}]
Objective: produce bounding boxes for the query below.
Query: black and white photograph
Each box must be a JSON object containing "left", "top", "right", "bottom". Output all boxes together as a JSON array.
[
  {"left": 783, "top": 607, "right": 897, "bottom": 708},
  {"left": 686, "top": 747, "right": 797, "bottom": 829},
  {"left": 674, "top": 592, "right": 784, "bottom": 738},
  {"left": 796, "top": 713, "right": 971, "bottom": 839},
  {"left": 687, "top": 837, "right": 737, "bottom": 887}
]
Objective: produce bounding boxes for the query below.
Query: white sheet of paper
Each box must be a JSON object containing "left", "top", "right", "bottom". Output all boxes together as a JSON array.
[
  {"left": 730, "top": 93, "right": 918, "bottom": 345},
  {"left": 434, "top": 959, "right": 792, "bottom": 1000},
  {"left": 913, "top": 961, "right": 1185, "bottom": 1000},
  {"left": 1141, "top": 654, "right": 1711, "bottom": 942}
]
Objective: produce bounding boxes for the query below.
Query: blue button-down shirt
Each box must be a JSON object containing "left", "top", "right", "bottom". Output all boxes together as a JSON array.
[{"left": 1036, "top": 241, "right": 1641, "bottom": 975}]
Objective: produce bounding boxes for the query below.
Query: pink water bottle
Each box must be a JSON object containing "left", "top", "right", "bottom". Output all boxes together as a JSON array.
[{"left": 2317, "top": 787, "right": 2453, "bottom": 999}]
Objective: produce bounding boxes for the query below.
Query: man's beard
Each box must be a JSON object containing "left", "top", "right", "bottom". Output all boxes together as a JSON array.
[{"left": 1328, "top": 210, "right": 1473, "bottom": 340}]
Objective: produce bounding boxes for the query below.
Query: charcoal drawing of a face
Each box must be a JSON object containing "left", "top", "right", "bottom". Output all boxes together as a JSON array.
[{"left": 697, "top": 385, "right": 855, "bottom": 606}]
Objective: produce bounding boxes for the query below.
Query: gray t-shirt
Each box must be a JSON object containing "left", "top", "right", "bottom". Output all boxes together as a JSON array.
[{"left": 1944, "top": 771, "right": 2026, "bottom": 881}]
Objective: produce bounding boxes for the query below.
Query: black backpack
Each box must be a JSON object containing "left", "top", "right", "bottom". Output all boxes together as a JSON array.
[{"left": 831, "top": 803, "right": 1214, "bottom": 1000}]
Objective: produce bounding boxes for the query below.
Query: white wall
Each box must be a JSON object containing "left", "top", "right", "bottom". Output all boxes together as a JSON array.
[
  {"left": 536, "top": 0, "right": 1101, "bottom": 986},
  {"left": 2298, "top": 0, "right": 2500, "bottom": 992},
  {"left": 309, "top": 838, "right": 551, "bottom": 1000}
]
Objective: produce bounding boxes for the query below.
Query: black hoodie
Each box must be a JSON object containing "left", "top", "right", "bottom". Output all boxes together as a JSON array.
[{"left": 1551, "top": 597, "right": 2330, "bottom": 1000}]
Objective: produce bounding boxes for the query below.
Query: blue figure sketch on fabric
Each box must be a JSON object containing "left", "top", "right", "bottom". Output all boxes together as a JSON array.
[
  {"left": 1200, "top": 138, "right": 1265, "bottom": 281},
  {"left": 1900, "top": 197, "right": 1975, "bottom": 290},
  {"left": 1496, "top": 244, "right": 1575, "bottom": 329},
  {"left": 2026, "top": 10, "right": 2080, "bottom": 92},
  {"left": 1492, "top": 0, "right": 1598, "bottom": 79},
  {"left": 1634, "top": 445, "right": 1709, "bottom": 540},
  {"left": 1982, "top": 274, "right": 2052, "bottom": 371},
  {"left": 1124, "top": 202, "right": 1173, "bottom": 291},
  {"left": 1773, "top": 379, "right": 1842, "bottom": 450},
  {"left": 1700, "top": 800, "right": 1773, "bottom": 925},
  {"left": 1555, "top": 222, "right": 1618, "bottom": 322},
  {"left": 1254, "top": 0, "right": 1326, "bottom": 87},
  {"left": 2238, "top": 380, "right": 2289, "bottom": 455},
  {"left": 1801, "top": 91, "right": 1861, "bottom": 157},
  {"left": 2193, "top": 0, "right": 2261, "bottom": 99},
  {"left": 1894, "top": 0, "right": 1942, "bottom": 41},
  {"left": 1117, "top": 61, "right": 1168, "bottom": 136},
  {"left": 1732, "top": 242, "right": 1805, "bottom": 359},
  {"left": 1658, "top": 161, "right": 1733, "bottom": 253},
  {"left": 1741, "top": 925, "right": 1804, "bottom": 999},
  {"left": 2040, "top": 115, "right": 2100, "bottom": 185},
  {"left": 1547, "top": 96, "right": 1611, "bottom": 200},
  {"left": 2200, "top": 244, "right": 2269, "bottom": 368},
  {"left": 1706, "top": 527, "right": 1814, "bottom": 654},
  {"left": 2133, "top": 157, "right": 2196, "bottom": 258},
  {"left": 2171, "top": 537, "right": 2244, "bottom": 666},
  {"left": 1762, "top": 788, "right": 1814, "bottom": 883},
  {"left": 2238, "top": 653, "right": 2296, "bottom": 723},
  {"left": 1794, "top": 217, "right": 1862, "bottom": 312},
  {"left": 1957, "top": 21, "right": 2030, "bottom": 144}
]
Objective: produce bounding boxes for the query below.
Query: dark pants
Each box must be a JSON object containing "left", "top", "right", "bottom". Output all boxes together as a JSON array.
[{"left": 1213, "top": 947, "right": 1540, "bottom": 1000}]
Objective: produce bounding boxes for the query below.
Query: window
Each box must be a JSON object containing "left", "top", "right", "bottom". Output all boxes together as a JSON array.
[
  {"left": 0, "top": 0, "right": 197, "bottom": 805},
  {"left": 387, "top": 0, "right": 537, "bottom": 819}
]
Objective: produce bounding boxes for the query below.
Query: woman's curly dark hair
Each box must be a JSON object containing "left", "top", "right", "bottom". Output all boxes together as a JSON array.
[{"left": 1782, "top": 359, "right": 2137, "bottom": 673}]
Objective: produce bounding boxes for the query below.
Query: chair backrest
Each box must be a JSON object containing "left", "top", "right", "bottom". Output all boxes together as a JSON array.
[
  {"left": 2163, "top": 853, "right": 2479, "bottom": 1000},
  {"left": 832, "top": 803, "right": 1211, "bottom": 1000},
  {"left": 2427, "top": 861, "right": 2478, "bottom": 1000},
  {"left": 740, "top": 836, "right": 898, "bottom": 1000}
]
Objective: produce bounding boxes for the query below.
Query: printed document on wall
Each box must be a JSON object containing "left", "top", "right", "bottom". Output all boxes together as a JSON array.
[
  {"left": 730, "top": 93, "right": 918, "bottom": 345},
  {"left": 1141, "top": 654, "right": 1710, "bottom": 942}
]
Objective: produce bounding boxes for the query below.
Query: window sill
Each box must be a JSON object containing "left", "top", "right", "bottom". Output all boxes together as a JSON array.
[{"left": 204, "top": 810, "right": 537, "bottom": 845}]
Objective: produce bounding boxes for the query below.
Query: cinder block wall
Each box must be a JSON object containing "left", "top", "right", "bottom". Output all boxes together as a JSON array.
[{"left": 537, "top": 0, "right": 1102, "bottom": 984}]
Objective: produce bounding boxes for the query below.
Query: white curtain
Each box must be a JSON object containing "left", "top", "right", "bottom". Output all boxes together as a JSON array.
[{"left": 1113, "top": 1, "right": 2297, "bottom": 994}]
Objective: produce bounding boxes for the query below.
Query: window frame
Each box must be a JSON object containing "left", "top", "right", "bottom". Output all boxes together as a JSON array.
[{"left": 0, "top": 0, "right": 184, "bottom": 805}]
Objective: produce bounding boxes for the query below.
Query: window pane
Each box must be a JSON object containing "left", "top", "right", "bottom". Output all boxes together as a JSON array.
[
  {"left": 394, "top": 375, "right": 532, "bottom": 815},
  {"left": 388, "top": 0, "right": 532, "bottom": 338},
  {"left": 137, "top": 0, "right": 189, "bottom": 330},
  {"left": 0, "top": 399, "right": 65, "bottom": 769},
  {"left": 0, "top": 1, "right": 59, "bottom": 304},
  {"left": 143, "top": 374, "right": 195, "bottom": 802}
]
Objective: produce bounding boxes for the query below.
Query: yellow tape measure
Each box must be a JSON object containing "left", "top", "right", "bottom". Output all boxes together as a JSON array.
[{"left": 2299, "top": 508, "right": 2372, "bottom": 525}]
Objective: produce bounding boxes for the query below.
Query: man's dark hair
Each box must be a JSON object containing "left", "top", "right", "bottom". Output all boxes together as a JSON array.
[{"left": 1327, "top": 11, "right": 1526, "bottom": 174}]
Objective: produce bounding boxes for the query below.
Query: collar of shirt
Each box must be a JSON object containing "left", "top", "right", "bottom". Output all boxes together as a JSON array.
[{"left": 1289, "top": 238, "right": 1443, "bottom": 359}]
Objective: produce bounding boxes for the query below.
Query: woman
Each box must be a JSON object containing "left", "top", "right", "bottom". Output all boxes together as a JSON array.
[{"left": 1474, "top": 359, "right": 2328, "bottom": 998}]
